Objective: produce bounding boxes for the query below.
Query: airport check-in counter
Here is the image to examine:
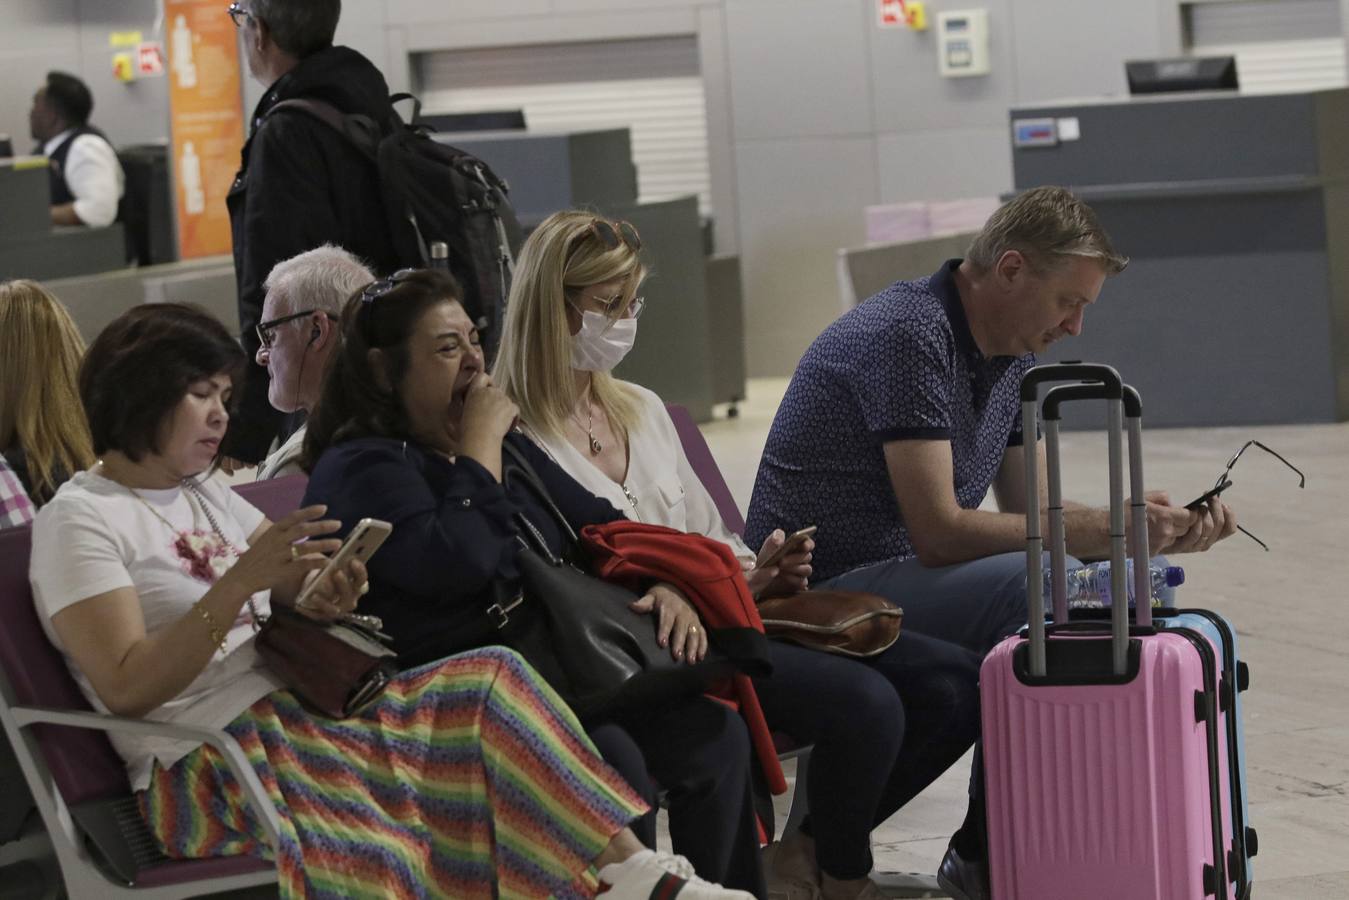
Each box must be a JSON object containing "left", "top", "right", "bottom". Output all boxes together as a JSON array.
[
  {"left": 1010, "top": 88, "right": 1349, "bottom": 428},
  {"left": 0, "top": 159, "right": 126, "bottom": 281},
  {"left": 437, "top": 128, "right": 745, "bottom": 419}
]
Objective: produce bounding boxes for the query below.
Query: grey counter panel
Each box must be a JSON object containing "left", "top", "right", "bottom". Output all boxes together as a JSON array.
[
  {"left": 1011, "top": 89, "right": 1349, "bottom": 428},
  {"left": 0, "top": 225, "right": 126, "bottom": 283},
  {"left": 1041, "top": 191, "right": 1340, "bottom": 429},
  {"left": 839, "top": 232, "right": 975, "bottom": 308},
  {"left": 45, "top": 256, "right": 237, "bottom": 342},
  {"left": 705, "top": 254, "right": 746, "bottom": 407},
  {"left": 436, "top": 129, "right": 638, "bottom": 217},
  {"left": 0, "top": 163, "right": 50, "bottom": 238},
  {"left": 604, "top": 195, "right": 715, "bottom": 422},
  {"left": 1013, "top": 92, "right": 1325, "bottom": 188}
]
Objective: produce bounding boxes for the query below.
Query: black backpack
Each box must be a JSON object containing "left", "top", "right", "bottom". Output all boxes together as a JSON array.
[{"left": 268, "top": 93, "right": 524, "bottom": 359}]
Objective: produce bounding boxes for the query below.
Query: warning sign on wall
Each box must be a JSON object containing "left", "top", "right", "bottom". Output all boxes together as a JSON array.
[
  {"left": 879, "top": 0, "right": 906, "bottom": 28},
  {"left": 137, "top": 42, "right": 165, "bottom": 76}
]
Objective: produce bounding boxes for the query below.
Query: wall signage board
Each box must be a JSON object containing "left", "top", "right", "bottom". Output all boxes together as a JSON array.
[
  {"left": 166, "top": 0, "right": 245, "bottom": 259},
  {"left": 879, "top": 0, "right": 906, "bottom": 28},
  {"left": 137, "top": 42, "right": 165, "bottom": 76}
]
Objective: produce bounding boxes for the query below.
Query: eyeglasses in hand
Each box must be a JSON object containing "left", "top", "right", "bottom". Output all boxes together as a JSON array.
[{"left": 1187, "top": 440, "right": 1305, "bottom": 551}]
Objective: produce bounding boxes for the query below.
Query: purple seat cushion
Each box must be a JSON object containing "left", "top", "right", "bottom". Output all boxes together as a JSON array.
[
  {"left": 136, "top": 855, "right": 275, "bottom": 887},
  {"left": 0, "top": 526, "right": 130, "bottom": 804},
  {"left": 232, "top": 473, "right": 308, "bottom": 522},
  {"left": 665, "top": 404, "right": 746, "bottom": 536}
]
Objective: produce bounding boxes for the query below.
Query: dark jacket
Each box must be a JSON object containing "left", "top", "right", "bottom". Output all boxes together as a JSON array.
[
  {"left": 225, "top": 46, "right": 404, "bottom": 463},
  {"left": 302, "top": 432, "right": 625, "bottom": 667}
]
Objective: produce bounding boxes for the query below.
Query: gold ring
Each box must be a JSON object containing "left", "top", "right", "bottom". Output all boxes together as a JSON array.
[
  {"left": 290, "top": 544, "right": 300, "bottom": 561},
  {"left": 689, "top": 626, "right": 699, "bottom": 634}
]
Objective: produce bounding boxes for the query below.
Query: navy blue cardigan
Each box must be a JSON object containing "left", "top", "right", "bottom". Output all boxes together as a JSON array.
[{"left": 303, "top": 432, "right": 623, "bottom": 666}]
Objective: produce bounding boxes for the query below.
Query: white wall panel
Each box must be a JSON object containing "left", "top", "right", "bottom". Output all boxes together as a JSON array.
[
  {"left": 418, "top": 37, "right": 712, "bottom": 213},
  {"left": 1188, "top": 0, "right": 1347, "bottom": 92}
]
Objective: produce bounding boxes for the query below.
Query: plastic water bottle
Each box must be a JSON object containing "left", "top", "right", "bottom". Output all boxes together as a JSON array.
[
  {"left": 1043, "top": 561, "right": 1185, "bottom": 609},
  {"left": 429, "top": 241, "right": 451, "bottom": 271}
]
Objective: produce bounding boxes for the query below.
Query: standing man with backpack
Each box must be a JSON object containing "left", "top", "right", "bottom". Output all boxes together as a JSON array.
[{"left": 223, "top": 0, "right": 402, "bottom": 468}]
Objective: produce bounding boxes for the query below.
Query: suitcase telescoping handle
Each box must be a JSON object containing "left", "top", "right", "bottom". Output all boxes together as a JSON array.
[
  {"left": 1021, "top": 365, "right": 1150, "bottom": 677},
  {"left": 1041, "top": 383, "right": 1150, "bottom": 632}
]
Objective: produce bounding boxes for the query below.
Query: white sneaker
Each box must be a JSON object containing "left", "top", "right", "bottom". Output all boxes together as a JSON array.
[{"left": 598, "top": 849, "right": 757, "bottom": 899}]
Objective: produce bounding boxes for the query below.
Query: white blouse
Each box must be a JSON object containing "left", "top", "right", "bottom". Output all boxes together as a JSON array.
[{"left": 524, "top": 382, "right": 757, "bottom": 568}]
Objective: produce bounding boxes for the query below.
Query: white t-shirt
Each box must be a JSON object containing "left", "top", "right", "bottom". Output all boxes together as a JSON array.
[
  {"left": 29, "top": 470, "right": 282, "bottom": 790},
  {"left": 524, "top": 383, "right": 756, "bottom": 568},
  {"left": 43, "top": 129, "right": 126, "bottom": 228}
]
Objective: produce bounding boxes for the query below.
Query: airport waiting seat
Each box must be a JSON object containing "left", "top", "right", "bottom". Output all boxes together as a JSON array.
[
  {"left": 233, "top": 473, "right": 309, "bottom": 522},
  {"left": 664, "top": 404, "right": 813, "bottom": 837},
  {"left": 0, "top": 520, "right": 282, "bottom": 897}
]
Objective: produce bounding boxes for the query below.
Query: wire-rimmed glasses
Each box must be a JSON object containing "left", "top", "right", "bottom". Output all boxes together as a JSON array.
[{"left": 1200, "top": 440, "right": 1305, "bottom": 551}]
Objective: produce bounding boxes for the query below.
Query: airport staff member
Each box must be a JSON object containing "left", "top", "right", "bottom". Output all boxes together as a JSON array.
[{"left": 29, "top": 71, "right": 125, "bottom": 228}]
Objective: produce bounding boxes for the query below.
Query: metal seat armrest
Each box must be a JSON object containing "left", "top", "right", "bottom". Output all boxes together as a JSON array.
[{"left": 10, "top": 705, "right": 282, "bottom": 852}]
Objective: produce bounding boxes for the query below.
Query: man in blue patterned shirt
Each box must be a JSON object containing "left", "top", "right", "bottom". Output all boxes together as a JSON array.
[{"left": 745, "top": 187, "right": 1237, "bottom": 899}]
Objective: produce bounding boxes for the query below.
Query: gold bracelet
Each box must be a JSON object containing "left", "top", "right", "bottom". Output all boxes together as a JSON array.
[{"left": 193, "top": 603, "right": 228, "bottom": 652}]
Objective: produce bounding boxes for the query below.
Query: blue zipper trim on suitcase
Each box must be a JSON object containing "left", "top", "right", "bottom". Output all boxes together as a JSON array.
[{"left": 1173, "top": 609, "right": 1253, "bottom": 900}]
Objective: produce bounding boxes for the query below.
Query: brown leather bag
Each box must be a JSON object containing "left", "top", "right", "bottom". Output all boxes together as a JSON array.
[
  {"left": 756, "top": 590, "right": 902, "bottom": 658},
  {"left": 255, "top": 605, "right": 398, "bottom": 718}
]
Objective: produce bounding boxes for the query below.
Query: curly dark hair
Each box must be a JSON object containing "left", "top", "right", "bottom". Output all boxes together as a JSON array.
[
  {"left": 43, "top": 72, "right": 93, "bottom": 127},
  {"left": 79, "top": 304, "right": 247, "bottom": 461},
  {"left": 301, "top": 269, "right": 464, "bottom": 471}
]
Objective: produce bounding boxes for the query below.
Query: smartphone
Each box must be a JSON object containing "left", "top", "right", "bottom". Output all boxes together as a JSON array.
[
  {"left": 759, "top": 526, "right": 818, "bottom": 569},
  {"left": 294, "top": 518, "right": 392, "bottom": 610},
  {"left": 1184, "top": 479, "right": 1232, "bottom": 511}
]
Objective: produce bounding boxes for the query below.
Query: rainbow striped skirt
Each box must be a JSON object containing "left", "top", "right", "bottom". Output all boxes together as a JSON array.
[{"left": 139, "top": 646, "right": 646, "bottom": 899}]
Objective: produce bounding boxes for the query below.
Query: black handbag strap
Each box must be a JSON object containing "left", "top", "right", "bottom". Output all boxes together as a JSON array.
[{"left": 501, "top": 439, "right": 582, "bottom": 552}]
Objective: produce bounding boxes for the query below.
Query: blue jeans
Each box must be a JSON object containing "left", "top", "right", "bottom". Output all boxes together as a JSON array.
[{"left": 820, "top": 551, "right": 1178, "bottom": 652}]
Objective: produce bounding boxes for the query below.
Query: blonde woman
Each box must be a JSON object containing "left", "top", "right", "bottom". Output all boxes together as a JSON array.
[
  {"left": 494, "top": 211, "right": 985, "bottom": 900},
  {"left": 0, "top": 279, "right": 95, "bottom": 506}
]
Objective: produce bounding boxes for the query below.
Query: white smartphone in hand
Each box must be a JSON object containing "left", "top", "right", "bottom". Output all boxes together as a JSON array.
[
  {"left": 758, "top": 525, "right": 817, "bottom": 569},
  {"left": 293, "top": 518, "right": 392, "bottom": 610}
]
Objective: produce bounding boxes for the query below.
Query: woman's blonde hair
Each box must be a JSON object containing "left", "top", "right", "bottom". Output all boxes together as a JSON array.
[
  {"left": 0, "top": 280, "right": 94, "bottom": 501},
  {"left": 493, "top": 210, "right": 646, "bottom": 440}
]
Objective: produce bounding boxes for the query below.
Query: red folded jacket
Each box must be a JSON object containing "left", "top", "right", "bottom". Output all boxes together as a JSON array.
[{"left": 580, "top": 520, "right": 787, "bottom": 796}]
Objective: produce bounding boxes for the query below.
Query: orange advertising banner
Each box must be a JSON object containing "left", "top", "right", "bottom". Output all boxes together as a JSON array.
[{"left": 166, "top": 0, "right": 246, "bottom": 258}]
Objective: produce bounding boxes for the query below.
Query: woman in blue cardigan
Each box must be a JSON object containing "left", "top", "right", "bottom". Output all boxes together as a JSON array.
[{"left": 299, "top": 268, "right": 766, "bottom": 898}]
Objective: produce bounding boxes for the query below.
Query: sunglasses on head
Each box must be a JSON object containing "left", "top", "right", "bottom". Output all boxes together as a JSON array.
[
  {"left": 568, "top": 218, "right": 641, "bottom": 262},
  {"left": 358, "top": 268, "right": 419, "bottom": 340}
]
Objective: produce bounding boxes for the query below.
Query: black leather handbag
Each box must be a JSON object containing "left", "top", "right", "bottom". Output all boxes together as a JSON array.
[{"left": 491, "top": 443, "right": 744, "bottom": 721}]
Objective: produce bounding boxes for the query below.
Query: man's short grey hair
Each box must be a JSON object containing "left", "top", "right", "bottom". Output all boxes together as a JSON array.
[
  {"left": 251, "top": 0, "right": 340, "bottom": 58},
  {"left": 264, "top": 245, "right": 374, "bottom": 318},
  {"left": 966, "top": 185, "right": 1128, "bottom": 276}
]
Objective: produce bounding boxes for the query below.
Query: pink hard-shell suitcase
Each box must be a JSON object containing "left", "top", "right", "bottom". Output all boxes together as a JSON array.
[{"left": 981, "top": 366, "right": 1233, "bottom": 900}]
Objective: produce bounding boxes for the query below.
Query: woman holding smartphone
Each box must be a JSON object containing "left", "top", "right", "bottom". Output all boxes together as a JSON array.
[
  {"left": 29, "top": 302, "right": 748, "bottom": 900},
  {"left": 492, "top": 212, "right": 987, "bottom": 900}
]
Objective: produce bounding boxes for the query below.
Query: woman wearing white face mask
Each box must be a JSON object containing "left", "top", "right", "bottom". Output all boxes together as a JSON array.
[{"left": 495, "top": 212, "right": 985, "bottom": 900}]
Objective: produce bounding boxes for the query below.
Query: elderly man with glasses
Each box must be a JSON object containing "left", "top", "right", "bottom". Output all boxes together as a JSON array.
[
  {"left": 223, "top": 0, "right": 403, "bottom": 472},
  {"left": 253, "top": 245, "right": 373, "bottom": 480}
]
